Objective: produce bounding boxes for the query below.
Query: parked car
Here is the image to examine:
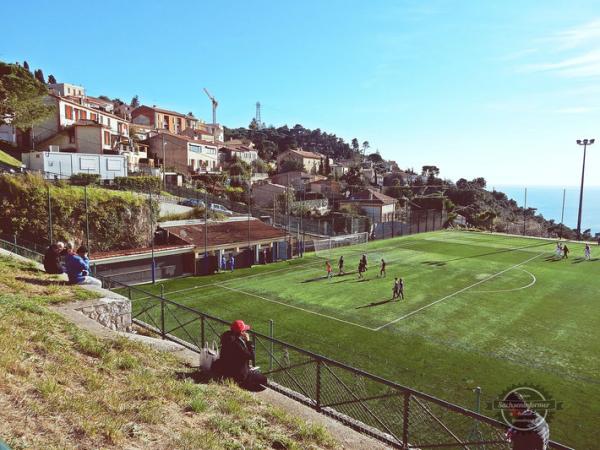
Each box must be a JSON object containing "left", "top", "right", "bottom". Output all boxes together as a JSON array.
[
  {"left": 209, "top": 203, "right": 233, "bottom": 215},
  {"left": 179, "top": 198, "right": 206, "bottom": 208}
]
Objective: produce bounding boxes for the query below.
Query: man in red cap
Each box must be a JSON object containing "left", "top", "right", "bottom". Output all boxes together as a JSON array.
[{"left": 214, "top": 320, "right": 266, "bottom": 391}]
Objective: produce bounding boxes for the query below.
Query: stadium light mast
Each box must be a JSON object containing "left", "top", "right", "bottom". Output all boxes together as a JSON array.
[{"left": 576, "top": 138, "right": 594, "bottom": 240}]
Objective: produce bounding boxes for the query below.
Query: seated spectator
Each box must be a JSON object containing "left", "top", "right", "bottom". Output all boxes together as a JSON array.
[
  {"left": 212, "top": 320, "right": 267, "bottom": 392},
  {"left": 43, "top": 242, "right": 65, "bottom": 274},
  {"left": 65, "top": 245, "right": 102, "bottom": 287}
]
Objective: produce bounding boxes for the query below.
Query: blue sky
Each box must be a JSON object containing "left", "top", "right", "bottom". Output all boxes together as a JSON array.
[{"left": 3, "top": 0, "right": 600, "bottom": 186}]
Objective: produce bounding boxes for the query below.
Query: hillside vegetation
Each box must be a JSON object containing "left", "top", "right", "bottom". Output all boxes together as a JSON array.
[
  {"left": 0, "top": 173, "right": 158, "bottom": 251},
  {"left": 0, "top": 256, "right": 336, "bottom": 449}
]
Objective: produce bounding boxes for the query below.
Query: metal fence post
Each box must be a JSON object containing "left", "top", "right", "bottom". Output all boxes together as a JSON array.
[
  {"left": 13, "top": 234, "right": 17, "bottom": 253},
  {"left": 251, "top": 333, "right": 256, "bottom": 366},
  {"left": 316, "top": 358, "right": 322, "bottom": 411},
  {"left": 128, "top": 287, "right": 132, "bottom": 300},
  {"left": 84, "top": 185, "right": 90, "bottom": 251},
  {"left": 402, "top": 391, "right": 410, "bottom": 449},
  {"left": 269, "top": 319, "right": 274, "bottom": 371},
  {"left": 160, "top": 287, "right": 166, "bottom": 339},
  {"left": 200, "top": 315, "right": 205, "bottom": 348},
  {"left": 47, "top": 185, "right": 53, "bottom": 244}
]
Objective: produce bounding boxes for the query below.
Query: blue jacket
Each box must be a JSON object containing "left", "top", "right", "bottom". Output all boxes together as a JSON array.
[{"left": 65, "top": 253, "right": 89, "bottom": 284}]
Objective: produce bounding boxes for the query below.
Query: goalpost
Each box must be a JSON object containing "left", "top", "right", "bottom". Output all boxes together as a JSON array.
[{"left": 312, "top": 232, "right": 370, "bottom": 259}]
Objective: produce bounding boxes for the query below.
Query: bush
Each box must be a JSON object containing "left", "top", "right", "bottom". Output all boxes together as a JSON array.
[
  {"left": 70, "top": 173, "right": 100, "bottom": 186},
  {"left": 114, "top": 176, "right": 161, "bottom": 194}
]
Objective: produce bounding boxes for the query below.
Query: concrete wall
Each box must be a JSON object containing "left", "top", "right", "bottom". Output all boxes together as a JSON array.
[
  {"left": 22, "top": 151, "right": 127, "bottom": 179},
  {"left": 77, "top": 297, "right": 132, "bottom": 332}
]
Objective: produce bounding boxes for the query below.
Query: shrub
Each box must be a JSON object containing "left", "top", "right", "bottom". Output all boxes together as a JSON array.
[
  {"left": 69, "top": 173, "right": 100, "bottom": 186},
  {"left": 113, "top": 175, "right": 161, "bottom": 194}
]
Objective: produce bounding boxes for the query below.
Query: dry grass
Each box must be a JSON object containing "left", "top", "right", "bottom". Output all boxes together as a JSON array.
[{"left": 0, "top": 256, "right": 338, "bottom": 449}]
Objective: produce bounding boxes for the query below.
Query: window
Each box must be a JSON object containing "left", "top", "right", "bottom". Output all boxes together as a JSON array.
[
  {"left": 67, "top": 87, "right": 71, "bottom": 94},
  {"left": 90, "top": 113, "right": 98, "bottom": 121},
  {"left": 107, "top": 118, "right": 111, "bottom": 127},
  {"left": 74, "top": 109, "right": 80, "bottom": 121},
  {"left": 80, "top": 110, "right": 87, "bottom": 120},
  {"left": 65, "top": 105, "right": 73, "bottom": 120},
  {"left": 104, "top": 131, "right": 111, "bottom": 145}
]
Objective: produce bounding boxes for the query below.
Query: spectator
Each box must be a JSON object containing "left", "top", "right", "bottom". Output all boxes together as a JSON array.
[
  {"left": 213, "top": 320, "right": 267, "bottom": 392},
  {"left": 65, "top": 245, "right": 102, "bottom": 287},
  {"left": 505, "top": 392, "right": 549, "bottom": 450},
  {"left": 43, "top": 242, "right": 64, "bottom": 274},
  {"left": 229, "top": 254, "right": 235, "bottom": 272}
]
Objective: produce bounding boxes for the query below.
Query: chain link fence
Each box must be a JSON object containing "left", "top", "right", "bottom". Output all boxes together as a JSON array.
[{"left": 98, "top": 277, "right": 572, "bottom": 450}]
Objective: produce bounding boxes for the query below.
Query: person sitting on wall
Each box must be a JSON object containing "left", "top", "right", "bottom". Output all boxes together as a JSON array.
[
  {"left": 212, "top": 320, "right": 267, "bottom": 392},
  {"left": 65, "top": 245, "right": 102, "bottom": 287},
  {"left": 43, "top": 242, "right": 65, "bottom": 274}
]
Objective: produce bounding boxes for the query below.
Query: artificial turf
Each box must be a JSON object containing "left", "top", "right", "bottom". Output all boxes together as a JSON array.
[{"left": 131, "top": 230, "right": 600, "bottom": 449}]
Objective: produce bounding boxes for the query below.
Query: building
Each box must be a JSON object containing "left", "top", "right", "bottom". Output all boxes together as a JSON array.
[
  {"left": 329, "top": 162, "right": 349, "bottom": 178},
  {"left": 270, "top": 171, "right": 326, "bottom": 190},
  {"left": 159, "top": 217, "right": 289, "bottom": 273},
  {"left": 307, "top": 179, "right": 342, "bottom": 198},
  {"left": 48, "top": 82, "right": 85, "bottom": 97},
  {"left": 91, "top": 244, "right": 196, "bottom": 284},
  {"left": 276, "top": 149, "right": 324, "bottom": 174},
  {"left": 292, "top": 191, "right": 329, "bottom": 215},
  {"left": 338, "top": 189, "right": 397, "bottom": 223},
  {"left": 0, "top": 124, "right": 17, "bottom": 144},
  {"left": 146, "top": 132, "right": 219, "bottom": 174},
  {"left": 219, "top": 145, "right": 259, "bottom": 165},
  {"left": 30, "top": 94, "right": 131, "bottom": 154},
  {"left": 131, "top": 105, "right": 198, "bottom": 134},
  {"left": 22, "top": 150, "right": 127, "bottom": 179},
  {"left": 251, "top": 181, "right": 289, "bottom": 208}
]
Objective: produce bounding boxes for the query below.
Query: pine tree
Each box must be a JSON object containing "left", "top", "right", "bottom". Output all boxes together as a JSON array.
[
  {"left": 34, "top": 69, "right": 45, "bottom": 84},
  {"left": 47, "top": 74, "right": 57, "bottom": 84},
  {"left": 23, "top": 61, "right": 30, "bottom": 71},
  {"left": 130, "top": 95, "right": 140, "bottom": 108}
]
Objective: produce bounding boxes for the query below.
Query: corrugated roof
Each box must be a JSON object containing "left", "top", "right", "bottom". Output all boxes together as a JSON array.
[{"left": 163, "top": 220, "right": 286, "bottom": 248}]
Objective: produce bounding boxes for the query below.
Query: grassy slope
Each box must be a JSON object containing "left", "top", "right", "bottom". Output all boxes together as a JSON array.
[
  {"left": 135, "top": 231, "right": 600, "bottom": 449},
  {"left": 0, "top": 257, "right": 337, "bottom": 450}
]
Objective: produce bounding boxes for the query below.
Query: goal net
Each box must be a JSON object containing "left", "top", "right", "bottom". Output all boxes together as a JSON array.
[{"left": 312, "top": 232, "right": 369, "bottom": 259}]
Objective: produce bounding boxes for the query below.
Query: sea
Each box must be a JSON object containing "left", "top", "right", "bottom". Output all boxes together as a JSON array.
[{"left": 494, "top": 185, "right": 600, "bottom": 236}]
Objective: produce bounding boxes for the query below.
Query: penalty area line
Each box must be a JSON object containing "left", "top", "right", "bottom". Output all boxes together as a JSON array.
[
  {"left": 375, "top": 251, "right": 547, "bottom": 331},
  {"left": 216, "top": 284, "right": 379, "bottom": 332}
]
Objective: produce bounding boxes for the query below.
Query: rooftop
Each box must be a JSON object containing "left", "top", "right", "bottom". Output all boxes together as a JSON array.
[{"left": 161, "top": 219, "right": 286, "bottom": 249}]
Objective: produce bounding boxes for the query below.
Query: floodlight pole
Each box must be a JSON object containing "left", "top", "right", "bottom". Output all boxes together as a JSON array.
[
  {"left": 576, "top": 138, "right": 594, "bottom": 240},
  {"left": 560, "top": 188, "right": 566, "bottom": 240},
  {"left": 522, "top": 188, "right": 527, "bottom": 236}
]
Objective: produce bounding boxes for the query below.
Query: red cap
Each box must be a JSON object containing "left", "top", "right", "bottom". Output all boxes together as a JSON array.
[{"left": 231, "top": 320, "right": 251, "bottom": 333}]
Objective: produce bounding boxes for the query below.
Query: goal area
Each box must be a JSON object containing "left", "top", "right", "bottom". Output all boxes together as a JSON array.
[{"left": 312, "top": 232, "right": 369, "bottom": 258}]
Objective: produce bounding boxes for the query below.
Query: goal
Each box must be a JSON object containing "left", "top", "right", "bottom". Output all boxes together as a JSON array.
[{"left": 312, "top": 232, "right": 369, "bottom": 258}]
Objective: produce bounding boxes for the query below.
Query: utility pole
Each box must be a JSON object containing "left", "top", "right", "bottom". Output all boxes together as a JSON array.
[
  {"left": 149, "top": 190, "right": 156, "bottom": 284},
  {"left": 576, "top": 139, "right": 594, "bottom": 240},
  {"left": 523, "top": 187, "right": 527, "bottom": 236},
  {"left": 162, "top": 133, "right": 166, "bottom": 190},
  {"left": 560, "top": 188, "right": 566, "bottom": 240}
]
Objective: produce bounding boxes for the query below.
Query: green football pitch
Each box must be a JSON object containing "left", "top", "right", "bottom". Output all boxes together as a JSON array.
[{"left": 132, "top": 231, "right": 599, "bottom": 448}]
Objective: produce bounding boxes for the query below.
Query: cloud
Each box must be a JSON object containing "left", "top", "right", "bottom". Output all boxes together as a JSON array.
[
  {"left": 552, "top": 106, "right": 597, "bottom": 114},
  {"left": 521, "top": 49, "right": 600, "bottom": 77},
  {"left": 550, "top": 18, "right": 600, "bottom": 50}
]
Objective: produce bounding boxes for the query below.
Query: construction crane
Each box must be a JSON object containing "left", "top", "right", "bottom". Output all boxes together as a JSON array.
[{"left": 203, "top": 88, "right": 218, "bottom": 124}]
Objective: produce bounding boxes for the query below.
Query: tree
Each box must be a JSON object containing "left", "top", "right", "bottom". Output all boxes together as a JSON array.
[
  {"left": 361, "top": 141, "right": 370, "bottom": 156},
  {"left": 471, "top": 177, "right": 486, "bottom": 189},
  {"left": 47, "top": 74, "right": 57, "bottom": 84},
  {"left": 341, "top": 167, "right": 366, "bottom": 190},
  {"left": 279, "top": 159, "right": 305, "bottom": 173},
  {"left": 98, "top": 95, "right": 111, "bottom": 101},
  {"left": 323, "top": 156, "right": 331, "bottom": 176},
  {"left": 351, "top": 138, "right": 360, "bottom": 154},
  {"left": 23, "top": 61, "right": 30, "bottom": 71},
  {"left": 33, "top": 69, "right": 45, "bottom": 84},
  {"left": 130, "top": 95, "right": 140, "bottom": 108},
  {"left": 367, "top": 152, "right": 383, "bottom": 163},
  {"left": 421, "top": 165, "right": 440, "bottom": 177},
  {"left": 456, "top": 178, "right": 468, "bottom": 189},
  {"left": 0, "top": 61, "right": 54, "bottom": 129}
]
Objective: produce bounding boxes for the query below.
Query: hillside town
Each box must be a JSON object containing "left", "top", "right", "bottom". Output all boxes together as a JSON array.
[{"left": 1, "top": 72, "right": 453, "bottom": 242}]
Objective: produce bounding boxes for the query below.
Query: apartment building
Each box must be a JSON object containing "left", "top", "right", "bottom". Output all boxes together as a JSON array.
[
  {"left": 131, "top": 105, "right": 198, "bottom": 134},
  {"left": 147, "top": 132, "right": 219, "bottom": 174}
]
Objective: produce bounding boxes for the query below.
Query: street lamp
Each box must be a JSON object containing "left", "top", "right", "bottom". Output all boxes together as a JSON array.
[{"left": 575, "top": 138, "right": 594, "bottom": 240}]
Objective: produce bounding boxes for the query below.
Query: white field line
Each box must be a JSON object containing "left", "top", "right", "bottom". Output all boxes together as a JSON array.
[
  {"left": 471, "top": 268, "right": 537, "bottom": 294},
  {"left": 375, "top": 252, "right": 547, "bottom": 330},
  {"left": 217, "top": 284, "right": 379, "bottom": 331}
]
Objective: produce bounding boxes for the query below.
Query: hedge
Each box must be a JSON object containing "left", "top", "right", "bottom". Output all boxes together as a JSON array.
[{"left": 113, "top": 176, "right": 161, "bottom": 194}]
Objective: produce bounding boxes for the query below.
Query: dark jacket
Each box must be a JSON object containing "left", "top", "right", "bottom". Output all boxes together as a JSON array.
[
  {"left": 43, "top": 247, "right": 63, "bottom": 274},
  {"left": 65, "top": 253, "right": 90, "bottom": 284},
  {"left": 217, "top": 330, "right": 254, "bottom": 382},
  {"left": 510, "top": 410, "right": 549, "bottom": 450}
]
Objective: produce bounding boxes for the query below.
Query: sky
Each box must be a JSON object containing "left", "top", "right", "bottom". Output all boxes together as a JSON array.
[{"left": 3, "top": 0, "right": 600, "bottom": 187}]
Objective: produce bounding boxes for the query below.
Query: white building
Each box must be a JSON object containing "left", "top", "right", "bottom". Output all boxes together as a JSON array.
[
  {"left": 22, "top": 150, "right": 127, "bottom": 180},
  {"left": 48, "top": 82, "right": 85, "bottom": 97}
]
